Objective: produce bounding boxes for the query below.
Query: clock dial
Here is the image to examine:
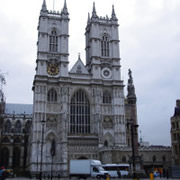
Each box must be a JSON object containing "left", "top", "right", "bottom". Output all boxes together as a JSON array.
[
  {"left": 101, "top": 68, "right": 112, "bottom": 79},
  {"left": 47, "top": 63, "right": 59, "bottom": 76}
]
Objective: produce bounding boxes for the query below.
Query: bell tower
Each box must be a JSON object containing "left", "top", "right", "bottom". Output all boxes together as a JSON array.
[
  {"left": 36, "top": 0, "right": 69, "bottom": 77},
  {"left": 85, "top": 3, "right": 121, "bottom": 81},
  {"left": 29, "top": 0, "right": 69, "bottom": 176}
]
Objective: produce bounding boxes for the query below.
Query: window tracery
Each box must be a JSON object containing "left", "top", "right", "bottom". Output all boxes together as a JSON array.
[
  {"left": 70, "top": 89, "right": 90, "bottom": 134},
  {"left": 15, "top": 120, "right": 21, "bottom": 133},
  {"left": 49, "top": 29, "right": 58, "bottom": 52},
  {"left": 47, "top": 88, "right": 57, "bottom": 103},
  {"left": 103, "top": 90, "right": 112, "bottom": 104},
  {"left": 101, "top": 34, "right": 109, "bottom": 57},
  {"left": 4, "top": 120, "right": 11, "bottom": 133}
]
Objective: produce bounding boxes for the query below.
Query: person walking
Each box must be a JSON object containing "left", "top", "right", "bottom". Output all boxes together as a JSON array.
[
  {"left": 0, "top": 167, "right": 9, "bottom": 180},
  {"left": 117, "top": 168, "right": 121, "bottom": 178}
]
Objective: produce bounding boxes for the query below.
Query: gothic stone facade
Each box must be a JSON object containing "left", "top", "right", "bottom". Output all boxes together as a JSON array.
[
  {"left": 0, "top": 103, "right": 32, "bottom": 173},
  {"left": 0, "top": 0, "right": 172, "bottom": 177},
  {"left": 171, "top": 100, "right": 180, "bottom": 165},
  {"left": 29, "top": 1, "right": 126, "bottom": 176}
]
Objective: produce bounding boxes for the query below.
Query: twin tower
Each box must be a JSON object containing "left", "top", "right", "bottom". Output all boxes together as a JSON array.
[{"left": 29, "top": 0, "right": 128, "bottom": 176}]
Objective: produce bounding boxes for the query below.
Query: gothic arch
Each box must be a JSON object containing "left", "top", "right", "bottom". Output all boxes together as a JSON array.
[
  {"left": 0, "top": 147, "right": 9, "bottom": 167},
  {"left": 70, "top": 89, "right": 90, "bottom": 134},
  {"left": 49, "top": 28, "right": 58, "bottom": 52},
  {"left": 25, "top": 120, "right": 31, "bottom": 134},
  {"left": 47, "top": 88, "right": 57, "bottom": 102},
  {"left": 47, "top": 27, "right": 60, "bottom": 35},
  {"left": 14, "top": 120, "right": 21, "bottom": 133},
  {"left": 152, "top": 155, "right": 156, "bottom": 162},
  {"left": 100, "top": 33, "right": 111, "bottom": 57},
  {"left": 103, "top": 90, "right": 112, "bottom": 104},
  {"left": 45, "top": 131, "right": 57, "bottom": 158},
  {"left": 45, "top": 130, "right": 57, "bottom": 141},
  {"left": 122, "top": 156, "right": 127, "bottom": 162},
  {"left": 13, "top": 146, "right": 21, "bottom": 168},
  {"left": 4, "top": 120, "right": 11, "bottom": 133},
  {"left": 100, "top": 32, "right": 111, "bottom": 40},
  {"left": 14, "top": 137, "right": 22, "bottom": 144},
  {"left": 1, "top": 137, "right": 10, "bottom": 143},
  {"left": 104, "top": 132, "right": 114, "bottom": 146},
  {"left": 70, "top": 88, "right": 91, "bottom": 104}
]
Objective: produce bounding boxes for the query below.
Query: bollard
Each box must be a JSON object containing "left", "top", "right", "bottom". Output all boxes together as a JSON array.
[{"left": 150, "top": 173, "right": 154, "bottom": 180}]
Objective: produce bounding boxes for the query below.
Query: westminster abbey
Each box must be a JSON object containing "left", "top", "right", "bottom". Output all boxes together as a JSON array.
[{"left": 0, "top": 0, "right": 172, "bottom": 177}]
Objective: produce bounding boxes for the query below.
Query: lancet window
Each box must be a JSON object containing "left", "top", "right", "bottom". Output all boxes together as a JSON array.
[
  {"left": 70, "top": 89, "right": 90, "bottom": 134},
  {"left": 14, "top": 120, "right": 21, "bottom": 133},
  {"left": 49, "top": 29, "right": 58, "bottom": 52},
  {"left": 4, "top": 120, "right": 11, "bottom": 133},
  {"left": 101, "top": 34, "right": 109, "bottom": 57},
  {"left": 103, "top": 90, "right": 112, "bottom": 104},
  {"left": 0, "top": 147, "right": 9, "bottom": 167},
  {"left": 47, "top": 89, "right": 57, "bottom": 103}
]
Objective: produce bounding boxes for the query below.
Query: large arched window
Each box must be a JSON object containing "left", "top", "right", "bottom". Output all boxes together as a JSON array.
[
  {"left": 101, "top": 34, "right": 109, "bottom": 57},
  {"left": 0, "top": 147, "right": 9, "bottom": 167},
  {"left": 49, "top": 29, "right": 58, "bottom": 52},
  {"left": 103, "top": 90, "right": 112, "bottom": 104},
  {"left": 47, "top": 89, "right": 57, "bottom": 103},
  {"left": 14, "top": 120, "right": 21, "bottom": 133},
  {"left": 4, "top": 120, "right": 11, "bottom": 133},
  {"left": 70, "top": 89, "right": 90, "bottom": 134}
]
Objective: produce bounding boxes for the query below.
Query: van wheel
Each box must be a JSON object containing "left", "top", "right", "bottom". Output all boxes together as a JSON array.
[{"left": 96, "top": 175, "right": 101, "bottom": 179}]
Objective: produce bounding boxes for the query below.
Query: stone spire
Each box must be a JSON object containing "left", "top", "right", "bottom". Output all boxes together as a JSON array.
[
  {"left": 41, "top": 0, "right": 47, "bottom": 12},
  {"left": 127, "top": 69, "right": 136, "bottom": 100},
  {"left": 87, "top": 13, "right": 90, "bottom": 24},
  {"left": 62, "top": 0, "right": 68, "bottom": 15},
  {"left": 111, "top": 5, "right": 118, "bottom": 21},
  {"left": 91, "top": 2, "right": 98, "bottom": 19}
]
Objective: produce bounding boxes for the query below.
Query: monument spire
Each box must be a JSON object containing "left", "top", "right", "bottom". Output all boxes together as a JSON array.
[{"left": 127, "top": 69, "right": 136, "bottom": 100}]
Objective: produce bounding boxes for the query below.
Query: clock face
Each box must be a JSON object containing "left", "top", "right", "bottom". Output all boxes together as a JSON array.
[
  {"left": 47, "top": 63, "right": 59, "bottom": 76},
  {"left": 101, "top": 68, "right": 112, "bottom": 79}
]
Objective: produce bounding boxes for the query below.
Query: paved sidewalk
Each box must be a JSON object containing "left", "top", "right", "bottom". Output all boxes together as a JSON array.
[{"left": 6, "top": 178, "right": 180, "bottom": 180}]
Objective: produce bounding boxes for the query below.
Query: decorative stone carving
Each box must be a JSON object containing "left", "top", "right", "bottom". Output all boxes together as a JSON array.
[{"left": 103, "top": 117, "right": 113, "bottom": 128}]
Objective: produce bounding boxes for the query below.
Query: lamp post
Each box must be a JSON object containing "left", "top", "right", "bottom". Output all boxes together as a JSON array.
[
  {"left": 39, "top": 119, "right": 45, "bottom": 180},
  {"left": 36, "top": 139, "right": 40, "bottom": 179},
  {"left": 50, "top": 139, "right": 56, "bottom": 180}
]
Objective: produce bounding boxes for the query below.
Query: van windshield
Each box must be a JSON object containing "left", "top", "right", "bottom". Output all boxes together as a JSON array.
[{"left": 99, "top": 166, "right": 105, "bottom": 171}]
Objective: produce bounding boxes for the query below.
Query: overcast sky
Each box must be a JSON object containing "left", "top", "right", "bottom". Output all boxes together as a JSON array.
[{"left": 0, "top": 0, "right": 180, "bottom": 146}]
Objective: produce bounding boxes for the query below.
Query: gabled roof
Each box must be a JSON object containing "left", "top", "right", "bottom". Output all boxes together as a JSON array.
[{"left": 70, "top": 57, "right": 89, "bottom": 75}]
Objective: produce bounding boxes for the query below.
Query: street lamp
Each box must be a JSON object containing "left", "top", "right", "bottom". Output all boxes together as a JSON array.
[
  {"left": 39, "top": 119, "right": 45, "bottom": 180},
  {"left": 36, "top": 139, "right": 40, "bottom": 179},
  {"left": 50, "top": 139, "right": 56, "bottom": 180}
]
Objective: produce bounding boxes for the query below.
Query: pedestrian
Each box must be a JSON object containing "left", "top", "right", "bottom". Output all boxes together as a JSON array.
[
  {"left": 0, "top": 166, "right": 8, "bottom": 180},
  {"left": 166, "top": 170, "right": 169, "bottom": 179},
  {"left": 117, "top": 168, "right": 121, "bottom": 178},
  {"left": 163, "top": 168, "right": 166, "bottom": 178}
]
